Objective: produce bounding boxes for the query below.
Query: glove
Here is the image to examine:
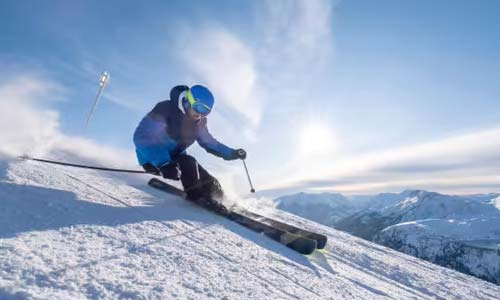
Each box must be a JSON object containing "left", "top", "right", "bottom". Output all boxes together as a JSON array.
[
  {"left": 142, "top": 163, "right": 161, "bottom": 176},
  {"left": 229, "top": 149, "right": 247, "bottom": 160},
  {"left": 159, "top": 162, "right": 181, "bottom": 180}
]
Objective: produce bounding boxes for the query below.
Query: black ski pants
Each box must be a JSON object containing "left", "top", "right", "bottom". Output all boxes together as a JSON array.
[
  {"left": 171, "top": 154, "right": 223, "bottom": 201},
  {"left": 142, "top": 154, "right": 223, "bottom": 200}
]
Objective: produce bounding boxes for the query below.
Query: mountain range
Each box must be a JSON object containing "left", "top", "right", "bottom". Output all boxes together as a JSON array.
[{"left": 275, "top": 189, "right": 500, "bottom": 284}]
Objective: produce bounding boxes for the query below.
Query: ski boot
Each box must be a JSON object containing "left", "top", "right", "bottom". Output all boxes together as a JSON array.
[{"left": 195, "top": 196, "right": 229, "bottom": 215}]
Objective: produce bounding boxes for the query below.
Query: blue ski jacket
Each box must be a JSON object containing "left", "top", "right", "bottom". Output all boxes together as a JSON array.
[{"left": 133, "top": 85, "right": 235, "bottom": 167}]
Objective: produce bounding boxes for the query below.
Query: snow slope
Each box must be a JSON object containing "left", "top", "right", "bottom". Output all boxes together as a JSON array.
[
  {"left": 1, "top": 159, "right": 499, "bottom": 300},
  {"left": 374, "top": 218, "right": 500, "bottom": 284}
]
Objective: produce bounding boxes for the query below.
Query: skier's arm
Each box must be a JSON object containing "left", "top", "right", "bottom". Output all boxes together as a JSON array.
[{"left": 196, "top": 118, "right": 234, "bottom": 160}]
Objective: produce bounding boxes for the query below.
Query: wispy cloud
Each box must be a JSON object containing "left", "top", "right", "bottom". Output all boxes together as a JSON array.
[
  {"left": 311, "top": 174, "right": 500, "bottom": 195},
  {"left": 178, "top": 27, "right": 260, "bottom": 127},
  {"left": 172, "top": 0, "right": 338, "bottom": 193},
  {"left": 46, "top": 0, "right": 336, "bottom": 148},
  {"left": 261, "top": 127, "right": 500, "bottom": 195},
  {"left": 0, "top": 71, "right": 136, "bottom": 168},
  {"left": 176, "top": 0, "right": 335, "bottom": 128},
  {"left": 0, "top": 74, "right": 61, "bottom": 157},
  {"left": 257, "top": 0, "right": 334, "bottom": 88}
]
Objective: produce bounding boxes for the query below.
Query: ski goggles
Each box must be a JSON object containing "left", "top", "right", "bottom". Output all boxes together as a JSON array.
[{"left": 186, "top": 90, "right": 212, "bottom": 116}]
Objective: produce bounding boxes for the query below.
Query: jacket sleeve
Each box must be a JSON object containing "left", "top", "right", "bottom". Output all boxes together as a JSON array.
[
  {"left": 196, "top": 118, "right": 234, "bottom": 160},
  {"left": 133, "top": 101, "right": 178, "bottom": 167}
]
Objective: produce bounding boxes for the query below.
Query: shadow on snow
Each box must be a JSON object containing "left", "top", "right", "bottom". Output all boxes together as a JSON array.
[{"left": 0, "top": 180, "right": 319, "bottom": 273}]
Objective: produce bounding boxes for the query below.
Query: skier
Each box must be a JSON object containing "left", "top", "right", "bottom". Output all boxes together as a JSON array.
[{"left": 133, "top": 85, "right": 246, "bottom": 213}]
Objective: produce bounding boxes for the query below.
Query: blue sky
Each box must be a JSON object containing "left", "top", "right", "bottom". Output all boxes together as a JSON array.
[{"left": 1, "top": 0, "right": 500, "bottom": 196}]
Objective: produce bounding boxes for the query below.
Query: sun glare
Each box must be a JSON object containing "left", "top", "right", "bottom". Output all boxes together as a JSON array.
[{"left": 298, "top": 123, "right": 336, "bottom": 156}]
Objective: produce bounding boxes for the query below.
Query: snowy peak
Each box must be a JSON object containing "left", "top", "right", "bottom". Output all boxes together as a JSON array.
[
  {"left": 376, "top": 190, "right": 498, "bottom": 222},
  {"left": 401, "top": 189, "right": 437, "bottom": 198},
  {"left": 275, "top": 191, "right": 349, "bottom": 208},
  {"left": 274, "top": 192, "right": 358, "bottom": 227},
  {"left": 492, "top": 196, "right": 500, "bottom": 210}
]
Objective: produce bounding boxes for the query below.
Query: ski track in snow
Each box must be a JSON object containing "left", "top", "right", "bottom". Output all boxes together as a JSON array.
[{"left": 0, "top": 160, "right": 499, "bottom": 300}]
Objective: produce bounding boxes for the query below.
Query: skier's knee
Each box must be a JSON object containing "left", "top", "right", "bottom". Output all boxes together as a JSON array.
[{"left": 174, "top": 154, "right": 197, "bottom": 168}]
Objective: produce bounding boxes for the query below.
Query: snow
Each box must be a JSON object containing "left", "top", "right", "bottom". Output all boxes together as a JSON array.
[
  {"left": 274, "top": 192, "right": 360, "bottom": 226},
  {"left": 1, "top": 159, "right": 499, "bottom": 299},
  {"left": 492, "top": 196, "right": 500, "bottom": 210},
  {"left": 377, "top": 190, "right": 498, "bottom": 222},
  {"left": 389, "top": 217, "right": 500, "bottom": 241},
  {"left": 376, "top": 218, "right": 500, "bottom": 284}
]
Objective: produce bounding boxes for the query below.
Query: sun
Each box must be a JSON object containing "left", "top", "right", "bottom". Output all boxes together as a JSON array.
[{"left": 298, "top": 122, "right": 336, "bottom": 157}]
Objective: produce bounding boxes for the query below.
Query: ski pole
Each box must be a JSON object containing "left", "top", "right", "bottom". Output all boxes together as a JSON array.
[
  {"left": 239, "top": 150, "right": 255, "bottom": 193},
  {"left": 85, "top": 71, "right": 109, "bottom": 129}
]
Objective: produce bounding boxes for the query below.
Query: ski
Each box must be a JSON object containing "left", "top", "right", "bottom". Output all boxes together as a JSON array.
[
  {"left": 148, "top": 178, "right": 317, "bottom": 255},
  {"left": 233, "top": 209, "right": 327, "bottom": 249},
  {"left": 226, "top": 211, "right": 317, "bottom": 255},
  {"left": 148, "top": 178, "right": 326, "bottom": 248}
]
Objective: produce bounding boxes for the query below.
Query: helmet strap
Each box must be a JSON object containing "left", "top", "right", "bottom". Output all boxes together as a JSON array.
[{"left": 182, "top": 97, "right": 190, "bottom": 111}]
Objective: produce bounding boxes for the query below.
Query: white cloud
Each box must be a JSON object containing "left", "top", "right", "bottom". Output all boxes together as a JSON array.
[
  {"left": 177, "top": 0, "right": 334, "bottom": 127},
  {"left": 336, "top": 127, "right": 500, "bottom": 177},
  {"left": 0, "top": 75, "right": 61, "bottom": 157},
  {"left": 179, "top": 27, "right": 261, "bottom": 126},
  {"left": 173, "top": 0, "right": 338, "bottom": 195},
  {"left": 47, "top": 135, "right": 137, "bottom": 169},
  {"left": 0, "top": 73, "right": 136, "bottom": 169},
  {"left": 257, "top": 0, "right": 334, "bottom": 88},
  {"left": 310, "top": 174, "right": 500, "bottom": 195},
  {"left": 262, "top": 127, "right": 500, "bottom": 195}
]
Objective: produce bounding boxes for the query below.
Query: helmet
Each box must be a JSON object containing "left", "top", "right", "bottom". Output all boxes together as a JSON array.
[{"left": 186, "top": 85, "right": 214, "bottom": 116}]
